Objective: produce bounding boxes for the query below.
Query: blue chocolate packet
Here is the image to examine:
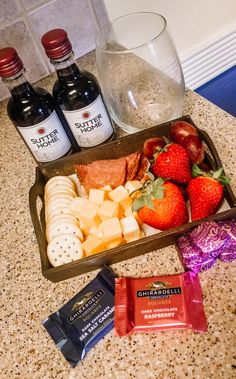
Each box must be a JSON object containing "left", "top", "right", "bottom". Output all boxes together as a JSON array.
[{"left": 43, "top": 266, "right": 116, "bottom": 367}]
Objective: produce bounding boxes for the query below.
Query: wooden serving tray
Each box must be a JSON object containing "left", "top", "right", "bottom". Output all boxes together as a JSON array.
[{"left": 29, "top": 115, "right": 236, "bottom": 282}]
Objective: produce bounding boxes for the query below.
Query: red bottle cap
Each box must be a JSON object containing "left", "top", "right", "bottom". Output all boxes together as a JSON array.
[
  {"left": 41, "top": 29, "right": 72, "bottom": 59},
  {"left": 0, "top": 47, "right": 23, "bottom": 78}
]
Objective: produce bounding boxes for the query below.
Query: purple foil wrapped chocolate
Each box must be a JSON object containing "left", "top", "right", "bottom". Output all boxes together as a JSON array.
[
  {"left": 177, "top": 219, "right": 236, "bottom": 272},
  {"left": 217, "top": 220, "right": 236, "bottom": 262}
]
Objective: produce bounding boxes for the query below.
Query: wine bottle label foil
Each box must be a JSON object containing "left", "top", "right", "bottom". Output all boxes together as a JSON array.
[
  {"left": 62, "top": 95, "right": 113, "bottom": 148},
  {"left": 17, "top": 111, "right": 72, "bottom": 162}
]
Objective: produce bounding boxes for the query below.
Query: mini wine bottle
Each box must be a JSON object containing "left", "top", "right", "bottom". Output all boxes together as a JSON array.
[
  {"left": 0, "top": 47, "right": 78, "bottom": 164},
  {"left": 41, "top": 29, "right": 115, "bottom": 149}
]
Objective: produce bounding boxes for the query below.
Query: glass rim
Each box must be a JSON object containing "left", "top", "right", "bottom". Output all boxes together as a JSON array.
[{"left": 95, "top": 12, "right": 167, "bottom": 54}]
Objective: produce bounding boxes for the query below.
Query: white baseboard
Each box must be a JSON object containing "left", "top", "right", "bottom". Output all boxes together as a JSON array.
[{"left": 180, "top": 26, "right": 236, "bottom": 90}]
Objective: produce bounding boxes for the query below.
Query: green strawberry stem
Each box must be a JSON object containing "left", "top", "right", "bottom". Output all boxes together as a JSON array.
[
  {"left": 132, "top": 178, "right": 165, "bottom": 212},
  {"left": 192, "top": 164, "right": 230, "bottom": 185}
]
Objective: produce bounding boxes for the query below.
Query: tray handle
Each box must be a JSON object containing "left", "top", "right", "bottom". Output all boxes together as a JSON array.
[
  {"left": 200, "top": 129, "right": 236, "bottom": 207},
  {"left": 29, "top": 168, "right": 47, "bottom": 264}
]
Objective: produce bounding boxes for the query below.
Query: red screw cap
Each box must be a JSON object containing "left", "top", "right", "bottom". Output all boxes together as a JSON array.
[
  {"left": 0, "top": 47, "right": 23, "bottom": 78},
  {"left": 41, "top": 29, "right": 72, "bottom": 59}
]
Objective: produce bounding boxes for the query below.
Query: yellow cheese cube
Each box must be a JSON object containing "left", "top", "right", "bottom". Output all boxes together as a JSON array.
[
  {"left": 108, "top": 185, "right": 129, "bottom": 203},
  {"left": 120, "top": 216, "right": 140, "bottom": 242},
  {"left": 69, "top": 197, "right": 89, "bottom": 217},
  {"left": 78, "top": 202, "right": 101, "bottom": 228},
  {"left": 100, "top": 185, "right": 112, "bottom": 199},
  {"left": 82, "top": 235, "right": 106, "bottom": 256},
  {"left": 101, "top": 217, "right": 122, "bottom": 243},
  {"left": 79, "top": 219, "right": 90, "bottom": 236},
  {"left": 106, "top": 238, "right": 124, "bottom": 249},
  {"left": 125, "top": 180, "right": 142, "bottom": 194},
  {"left": 124, "top": 206, "right": 133, "bottom": 217},
  {"left": 120, "top": 196, "right": 133, "bottom": 210},
  {"left": 133, "top": 211, "right": 143, "bottom": 226},
  {"left": 89, "top": 188, "right": 105, "bottom": 205},
  {"left": 89, "top": 224, "right": 104, "bottom": 239},
  {"left": 98, "top": 200, "right": 120, "bottom": 220},
  {"left": 125, "top": 235, "right": 141, "bottom": 243}
]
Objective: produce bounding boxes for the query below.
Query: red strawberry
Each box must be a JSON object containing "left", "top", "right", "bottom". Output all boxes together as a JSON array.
[
  {"left": 187, "top": 165, "right": 230, "bottom": 221},
  {"left": 132, "top": 178, "right": 188, "bottom": 230},
  {"left": 152, "top": 143, "right": 191, "bottom": 184}
]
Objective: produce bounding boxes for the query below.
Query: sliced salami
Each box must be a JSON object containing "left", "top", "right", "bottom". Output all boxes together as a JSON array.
[
  {"left": 74, "top": 158, "right": 127, "bottom": 190},
  {"left": 135, "top": 153, "right": 149, "bottom": 180},
  {"left": 125, "top": 152, "right": 142, "bottom": 181}
]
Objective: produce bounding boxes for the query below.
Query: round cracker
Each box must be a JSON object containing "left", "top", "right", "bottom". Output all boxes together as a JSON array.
[
  {"left": 46, "top": 214, "right": 78, "bottom": 228},
  {"left": 46, "top": 207, "right": 73, "bottom": 223},
  {"left": 45, "top": 182, "right": 75, "bottom": 197},
  {"left": 47, "top": 234, "right": 84, "bottom": 267},
  {"left": 45, "top": 176, "right": 74, "bottom": 188},
  {"left": 45, "top": 193, "right": 75, "bottom": 206},
  {"left": 47, "top": 221, "right": 84, "bottom": 242},
  {"left": 45, "top": 187, "right": 77, "bottom": 202},
  {"left": 45, "top": 199, "right": 72, "bottom": 215}
]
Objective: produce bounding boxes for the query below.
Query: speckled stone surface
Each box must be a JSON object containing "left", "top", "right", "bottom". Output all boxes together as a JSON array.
[{"left": 0, "top": 51, "right": 236, "bottom": 379}]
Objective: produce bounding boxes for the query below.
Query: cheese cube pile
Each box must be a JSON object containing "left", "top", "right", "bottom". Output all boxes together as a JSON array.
[{"left": 69, "top": 182, "right": 145, "bottom": 257}]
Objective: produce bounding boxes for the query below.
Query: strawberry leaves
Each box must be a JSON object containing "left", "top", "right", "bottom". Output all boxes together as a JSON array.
[
  {"left": 132, "top": 178, "right": 165, "bottom": 212},
  {"left": 192, "top": 164, "right": 230, "bottom": 185}
]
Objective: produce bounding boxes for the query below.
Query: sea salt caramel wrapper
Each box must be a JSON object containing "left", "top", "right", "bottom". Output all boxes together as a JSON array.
[
  {"left": 114, "top": 272, "right": 207, "bottom": 336},
  {"left": 43, "top": 266, "right": 116, "bottom": 367}
]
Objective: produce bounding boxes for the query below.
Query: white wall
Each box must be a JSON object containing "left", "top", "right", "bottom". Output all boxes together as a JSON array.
[
  {"left": 103, "top": 0, "right": 236, "bottom": 59},
  {"left": 103, "top": 0, "right": 236, "bottom": 88}
]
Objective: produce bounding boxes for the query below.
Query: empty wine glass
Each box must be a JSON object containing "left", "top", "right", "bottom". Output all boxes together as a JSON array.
[{"left": 96, "top": 12, "right": 185, "bottom": 134}]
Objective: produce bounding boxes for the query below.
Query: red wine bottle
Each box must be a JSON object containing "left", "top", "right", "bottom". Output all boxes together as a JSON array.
[
  {"left": 0, "top": 47, "right": 78, "bottom": 164},
  {"left": 41, "top": 29, "right": 115, "bottom": 149}
]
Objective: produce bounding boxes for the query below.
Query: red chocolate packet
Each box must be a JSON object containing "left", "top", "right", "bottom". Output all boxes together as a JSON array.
[{"left": 115, "top": 271, "right": 207, "bottom": 336}]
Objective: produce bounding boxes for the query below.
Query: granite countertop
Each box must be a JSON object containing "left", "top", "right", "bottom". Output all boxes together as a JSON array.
[{"left": 1, "top": 51, "right": 236, "bottom": 379}]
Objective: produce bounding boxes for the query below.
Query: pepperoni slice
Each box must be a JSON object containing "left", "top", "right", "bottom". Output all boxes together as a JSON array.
[{"left": 74, "top": 158, "right": 127, "bottom": 190}]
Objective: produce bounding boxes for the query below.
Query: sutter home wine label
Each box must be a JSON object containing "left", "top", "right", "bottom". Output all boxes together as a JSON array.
[
  {"left": 62, "top": 95, "right": 113, "bottom": 148},
  {"left": 43, "top": 266, "right": 116, "bottom": 367},
  {"left": 17, "top": 111, "right": 71, "bottom": 162},
  {"left": 114, "top": 271, "right": 207, "bottom": 336}
]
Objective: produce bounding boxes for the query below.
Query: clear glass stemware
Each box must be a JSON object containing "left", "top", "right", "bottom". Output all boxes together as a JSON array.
[{"left": 96, "top": 12, "right": 185, "bottom": 134}]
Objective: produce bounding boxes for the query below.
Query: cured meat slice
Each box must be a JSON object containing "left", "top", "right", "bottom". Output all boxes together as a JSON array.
[
  {"left": 74, "top": 158, "right": 127, "bottom": 191},
  {"left": 125, "top": 152, "right": 142, "bottom": 181},
  {"left": 135, "top": 154, "right": 149, "bottom": 180}
]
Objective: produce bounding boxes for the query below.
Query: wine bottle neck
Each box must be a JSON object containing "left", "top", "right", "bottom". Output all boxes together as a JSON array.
[
  {"left": 51, "top": 52, "right": 81, "bottom": 81},
  {"left": 3, "top": 69, "right": 35, "bottom": 97}
]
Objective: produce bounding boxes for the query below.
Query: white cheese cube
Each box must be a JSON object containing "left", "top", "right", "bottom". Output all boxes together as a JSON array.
[
  {"left": 89, "top": 224, "right": 104, "bottom": 239},
  {"left": 78, "top": 202, "right": 101, "bottom": 228},
  {"left": 82, "top": 235, "right": 106, "bottom": 256},
  {"left": 141, "top": 223, "right": 161, "bottom": 236},
  {"left": 101, "top": 185, "right": 112, "bottom": 192},
  {"left": 120, "top": 216, "right": 140, "bottom": 242},
  {"left": 101, "top": 217, "right": 122, "bottom": 243},
  {"left": 125, "top": 180, "right": 142, "bottom": 194},
  {"left": 108, "top": 185, "right": 129, "bottom": 203},
  {"left": 98, "top": 200, "right": 120, "bottom": 220},
  {"left": 70, "top": 197, "right": 89, "bottom": 217},
  {"left": 89, "top": 189, "right": 105, "bottom": 205}
]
